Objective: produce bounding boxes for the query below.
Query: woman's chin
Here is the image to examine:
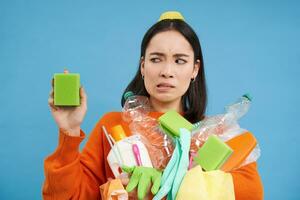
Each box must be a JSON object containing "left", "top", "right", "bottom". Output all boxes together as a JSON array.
[{"left": 152, "top": 94, "right": 179, "bottom": 104}]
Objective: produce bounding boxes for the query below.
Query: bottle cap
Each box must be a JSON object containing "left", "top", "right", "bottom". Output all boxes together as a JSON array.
[
  {"left": 124, "top": 91, "right": 134, "bottom": 100},
  {"left": 63, "top": 68, "right": 69, "bottom": 74},
  {"left": 111, "top": 125, "right": 127, "bottom": 142},
  {"left": 242, "top": 93, "right": 252, "bottom": 101}
]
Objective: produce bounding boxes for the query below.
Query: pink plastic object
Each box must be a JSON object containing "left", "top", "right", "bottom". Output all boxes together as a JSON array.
[
  {"left": 188, "top": 152, "right": 196, "bottom": 170},
  {"left": 132, "top": 144, "right": 142, "bottom": 166}
]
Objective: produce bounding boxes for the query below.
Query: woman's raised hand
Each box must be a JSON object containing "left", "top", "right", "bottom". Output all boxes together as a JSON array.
[{"left": 48, "top": 72, "right": 87, "bottom": 137}]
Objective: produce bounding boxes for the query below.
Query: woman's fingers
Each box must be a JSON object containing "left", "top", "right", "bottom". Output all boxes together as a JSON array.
[
  {"left": 48, "top": 87, "right": 58, "bottom": 111},
  {"left": 49, "top": 89, "right": 54, "bottom": 98},
  {"left": 80, "top": 87, "right": 87, "bottom": 108},
  {"left": 120, "top": 177, "right": 130, "bottom": 186},
  {"left": 48, "top": 96, "right": 58, "bottom": 111}
]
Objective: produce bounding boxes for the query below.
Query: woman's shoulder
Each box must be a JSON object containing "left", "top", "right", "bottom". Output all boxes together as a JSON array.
[
  {"left": 95, "top": 111, "right": 133, "bottom": 135},
  {"left": 101, "top": 111, "right": 122, "bottom": 118},
  {"left": 97, "top": 111, "right": 123, "bottom": 124}
]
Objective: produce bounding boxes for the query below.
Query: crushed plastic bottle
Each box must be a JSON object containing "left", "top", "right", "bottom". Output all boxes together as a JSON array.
[
  {"left": 122, "top": 91, "right": 174, "bottom": 169},
  {"left": 190, "top": 94, "right": 252, "bottom": 152},
  {"left": 122, "top": 91, "right": 150, "bottom": 123}
]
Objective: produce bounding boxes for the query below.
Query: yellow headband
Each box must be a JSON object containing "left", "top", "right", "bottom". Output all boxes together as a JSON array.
[{"left": 158, "top": 11, "right": 185, "bottom": 22}]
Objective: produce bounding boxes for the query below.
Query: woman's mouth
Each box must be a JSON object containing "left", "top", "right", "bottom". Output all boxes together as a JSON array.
[{"left": 156, "top": 83, "right": 175, "bottom": 92}]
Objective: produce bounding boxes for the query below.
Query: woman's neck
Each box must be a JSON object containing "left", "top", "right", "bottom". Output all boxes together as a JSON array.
[{"left": 149, "top": 97, "right": 183, "bottom": 113}]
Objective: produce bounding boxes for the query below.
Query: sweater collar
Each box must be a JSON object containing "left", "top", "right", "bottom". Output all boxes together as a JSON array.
[{"left": 148, "top": 111, "right": 184, "bottom": 119}]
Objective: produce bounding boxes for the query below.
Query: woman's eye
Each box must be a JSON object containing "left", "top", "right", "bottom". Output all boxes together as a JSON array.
[
  {"left": 150, "top": 58, "right": 161, "bottom": 63},
  {"left": 175, "top": 59, "right": 186, "bottom": 64}
]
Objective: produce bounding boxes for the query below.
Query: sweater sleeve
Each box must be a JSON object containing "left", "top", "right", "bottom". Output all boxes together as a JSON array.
[
  {"left": 231, "top": 162, "right": 264, "bottom": 200},
  {"left": 43, "top": 121, "right": 107, "bottom": 200}
]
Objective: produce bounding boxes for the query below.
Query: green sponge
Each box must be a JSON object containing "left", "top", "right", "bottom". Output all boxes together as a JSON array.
[
  {"left": 54, "top": 73, "right": 80, "bottom": 106},
  {"left": 158, "top": 110, "right": 193, "bottom": 137},
  {"left": 194, "top": 135, "right": 233, "bottom": 171}
]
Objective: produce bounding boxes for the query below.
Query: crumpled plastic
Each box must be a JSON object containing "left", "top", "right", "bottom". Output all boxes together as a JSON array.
[
  {"left": 99, "top": 179, "right": 128, "bottom": 200},
  {"left": 129, "top": 115, "right": 174, "bottom": 169},
  {"left": 190, "top": 95, "right": 261, "bottom": 168}
]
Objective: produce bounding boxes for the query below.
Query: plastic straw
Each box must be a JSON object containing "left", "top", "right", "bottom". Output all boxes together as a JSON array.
[{"left": 102, "top": 126, "right": 123, "bottom": 166}]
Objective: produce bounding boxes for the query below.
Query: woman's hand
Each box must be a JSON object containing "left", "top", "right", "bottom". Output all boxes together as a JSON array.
[{"left": 48, "top": 73, "right": 87, "bottom": 137}]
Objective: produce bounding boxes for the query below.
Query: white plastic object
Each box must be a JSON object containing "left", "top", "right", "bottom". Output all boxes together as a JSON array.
[{"left": 107, "top": 135, "right": 153, "bottom": 178}]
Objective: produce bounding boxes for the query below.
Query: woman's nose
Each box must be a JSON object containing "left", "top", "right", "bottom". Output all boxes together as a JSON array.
[{"left": 160, "top": 63, "right": 174, "bottom": 78}]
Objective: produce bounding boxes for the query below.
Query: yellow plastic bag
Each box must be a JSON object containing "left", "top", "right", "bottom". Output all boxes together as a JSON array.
[{"left": 176, "top": 166, "right": 235, "bottom": 200}]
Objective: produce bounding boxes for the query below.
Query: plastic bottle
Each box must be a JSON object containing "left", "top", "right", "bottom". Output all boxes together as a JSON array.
[
  {"left": 190, "top": 94, "right": 252, "bottom": 152},
  {"left": 122, "top": 91, "right": 174, "bottom": 169},
  {"left": 225, "top": 93, "right": 252, "bottom": 121},
  {"left": 110, "top": 125, "right": 127, "bottom": 142},
  {"left": 122, "top": 91, "right": 150, "bottom": 123}
]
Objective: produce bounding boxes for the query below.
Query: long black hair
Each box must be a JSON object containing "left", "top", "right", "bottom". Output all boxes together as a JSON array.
[{"left": 121, "top": 19, "right": 207, "bottom": 123}]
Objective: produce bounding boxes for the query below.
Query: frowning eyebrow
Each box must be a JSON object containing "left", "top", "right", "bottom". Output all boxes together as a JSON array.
[{"left": 149, "top": 52, "right": 190, "bottom": 57}]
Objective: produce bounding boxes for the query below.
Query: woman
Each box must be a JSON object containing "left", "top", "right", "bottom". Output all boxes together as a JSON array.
[{"left": 43, "top": 11, "right": 263, "bottom": 199}]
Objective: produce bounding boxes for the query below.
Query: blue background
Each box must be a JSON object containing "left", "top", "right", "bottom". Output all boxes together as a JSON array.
[{"left": 0, "top": 0, "right": 299, "bottom": 199}]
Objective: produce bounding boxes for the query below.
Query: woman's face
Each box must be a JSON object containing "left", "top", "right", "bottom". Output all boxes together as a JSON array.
[{"left": 141, "top": 30, "right": 199, "bottom": 111}]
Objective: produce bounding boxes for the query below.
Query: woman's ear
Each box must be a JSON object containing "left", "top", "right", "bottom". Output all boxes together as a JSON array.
[
  {"left": 192, "top": 59, "right": 200, "bottom": 78},
  {"left": 140, "top": 56, "right": 145, "bottom": 76}
]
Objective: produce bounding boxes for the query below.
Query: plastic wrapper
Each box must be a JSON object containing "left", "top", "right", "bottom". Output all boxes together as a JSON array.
[
  {"left": 190, "top": 95, "right": 251, "bottom": 153},
  {"left": 99, "top": 179, "right": 128, "bottom": 200},
  {"left": 190, "top": 114, "right": 240, "bottom": 153},
  {"left": 239, "top": 144, "right": 261, "bottom": 168},
  {"left": 190, "top": 95, "right": 261, "bottom": 166}
]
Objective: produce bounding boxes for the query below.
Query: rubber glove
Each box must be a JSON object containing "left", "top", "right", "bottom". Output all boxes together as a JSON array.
[
  {"left": 122, "top": 166, "right": 162, "bottom": 200},
  {"left": 153, "top": 128, "right": 191, "bottom": 200},
  {"left": 171, "top": 128, "right": 191, "bottom": 199},
  {"left": 153, "top": 139, "right": 180, "bottom": 200}
]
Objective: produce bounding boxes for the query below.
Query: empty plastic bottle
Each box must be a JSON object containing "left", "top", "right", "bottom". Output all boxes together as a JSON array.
[
  {"left": 122, "top": 91, "right": 150, "bottom": 123},
  {"left": 190, "top": 94, "right": 252, "bottom": 152},
  {"left": 122, "top": 91, "right": 174, "bottom": 169},
  {"left": 225, "top": 93, "right": 252, "bottom": 121}
]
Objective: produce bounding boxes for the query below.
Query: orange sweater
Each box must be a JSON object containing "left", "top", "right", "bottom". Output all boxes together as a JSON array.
[{"left": 43, "top": 112, "right": 263, "bottom": 200}]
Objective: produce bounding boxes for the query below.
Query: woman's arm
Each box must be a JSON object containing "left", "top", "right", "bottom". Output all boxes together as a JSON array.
[
  {"left": 43, "top": 121, "right": 107, "bottom": 200},
  {"left": 231, "top": 162, "right": 264, "bottom": 200}
]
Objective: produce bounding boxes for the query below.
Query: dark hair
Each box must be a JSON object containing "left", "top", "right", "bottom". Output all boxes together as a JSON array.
[{"left": 121, "top": 19, "right": 207, "bottom": 123}]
